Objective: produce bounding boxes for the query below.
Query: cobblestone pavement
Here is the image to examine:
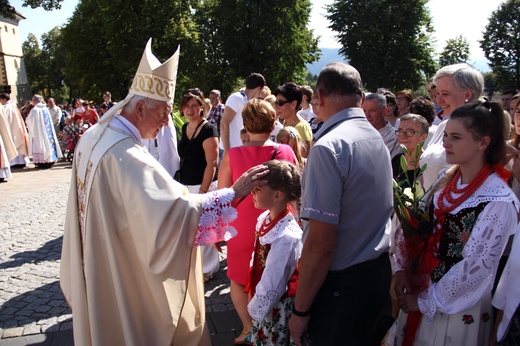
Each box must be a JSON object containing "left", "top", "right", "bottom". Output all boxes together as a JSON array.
[{"left": 0, "top": 162, "right": 241, "bottom": 345}]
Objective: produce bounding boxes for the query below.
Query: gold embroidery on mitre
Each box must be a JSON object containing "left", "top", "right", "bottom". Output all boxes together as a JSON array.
[{"left": 128, "top": 38, "right": 179, "bottom": 102}]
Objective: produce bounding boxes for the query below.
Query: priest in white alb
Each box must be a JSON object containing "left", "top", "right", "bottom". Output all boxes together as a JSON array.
[{"left": 60, "top": 39, "right": 268, "bottom": 346}]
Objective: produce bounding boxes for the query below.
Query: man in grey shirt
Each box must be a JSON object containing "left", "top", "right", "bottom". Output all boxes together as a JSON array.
[{"left": 289, "top": 62, "right": 393, "bottom": 345}]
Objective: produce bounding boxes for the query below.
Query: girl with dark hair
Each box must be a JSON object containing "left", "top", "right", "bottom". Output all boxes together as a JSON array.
[{"left": 387, "top": 102, "right": 520, "bottom": 346}]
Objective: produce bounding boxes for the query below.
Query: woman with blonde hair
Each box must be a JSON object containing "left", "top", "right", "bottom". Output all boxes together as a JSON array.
[
  {"left": 276, "top": 126, "right": 305, "bottom": 168},
  {"left": 218, "top": 98, "right": 297, "bottom": 344}
]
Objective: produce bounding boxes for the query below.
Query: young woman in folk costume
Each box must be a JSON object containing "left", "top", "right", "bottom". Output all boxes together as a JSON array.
[{"left": 386, "top": 102, "right": 520, "bottom": 346}]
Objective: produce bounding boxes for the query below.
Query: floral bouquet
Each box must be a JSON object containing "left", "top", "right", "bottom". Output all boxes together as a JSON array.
[{"left": 392, "top": 144, "right": 436, "bottom": 345}]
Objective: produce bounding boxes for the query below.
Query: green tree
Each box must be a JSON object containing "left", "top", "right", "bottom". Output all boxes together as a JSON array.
[
  {"left": 1, "top": 0, "right": 63, "bottom": 19},
  {"left": 326, "top": 0, "right": 436, "bottom": 92},
  {"left": 202, "top": 0, "right": 320, "bottom": 95},
  {"left": 439, "top": 35, "right": 470, "bottom": 67},
  {"left": 480, "top": 0, "right": 520, "bottom": 91},
  {"left": 22, "top": 28, "right": 68, "bottom": 101},
  {"left": 483, "top": 71, "right": 498, "bottom": 99},
  {"left": 40, "top": 27, "right": 68, "bottom": 101},
  {"left": 61, "top": 0, "right": 201, "bottom": 103},
  {"left": 22, "top": 33, "right": 46, "bottom": 95}
]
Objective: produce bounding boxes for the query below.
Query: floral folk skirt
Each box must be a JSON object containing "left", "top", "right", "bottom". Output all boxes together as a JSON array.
[{"left": 251, "top": 296, "right": 296, "bottom": 346}]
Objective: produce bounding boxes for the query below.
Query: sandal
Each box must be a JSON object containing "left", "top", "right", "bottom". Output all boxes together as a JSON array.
[{"left": 233, "top": 329, "right": 252, "bottom": 345}]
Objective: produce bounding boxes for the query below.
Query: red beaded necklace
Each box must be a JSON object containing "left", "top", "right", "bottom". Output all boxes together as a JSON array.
[
  {"left": 429, "top": 164, "right": 492, "bottom": 261},
  {"left": 437, "top": 164, "right": 492, "bottom": 213},
  {"left": 258, "top": 207, "right": 290, "bottom": 238}
]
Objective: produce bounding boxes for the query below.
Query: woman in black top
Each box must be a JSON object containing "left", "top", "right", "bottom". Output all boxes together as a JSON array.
[
  {"left": 177, "top": 88, "right": 219, "bottom": 193},
  {"left": 178, "top": 88, "right": 220, "bottom": 281}
]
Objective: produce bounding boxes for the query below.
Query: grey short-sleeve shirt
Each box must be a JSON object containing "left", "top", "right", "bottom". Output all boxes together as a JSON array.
[{"left": 300, "top": 107, "right": 393, "bottom": 270}]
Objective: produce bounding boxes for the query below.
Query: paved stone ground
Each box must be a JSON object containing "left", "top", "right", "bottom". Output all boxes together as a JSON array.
[{"left": 0, "top": 162, "right": 242, "bottom": 345}]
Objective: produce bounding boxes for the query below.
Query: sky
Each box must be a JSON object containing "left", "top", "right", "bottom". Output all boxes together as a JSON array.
[{"left": 12, "top": 0, "right": 505, "bottom": 66}]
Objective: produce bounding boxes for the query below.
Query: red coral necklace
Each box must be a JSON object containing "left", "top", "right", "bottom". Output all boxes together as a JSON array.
[
  {"left": 437, "top": 164, "right": 492, "bottom": 213},
  {"left": 258, "top": 208, "right": 290, "bottom": 238}
]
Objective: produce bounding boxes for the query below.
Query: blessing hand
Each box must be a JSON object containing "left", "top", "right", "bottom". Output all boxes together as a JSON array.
[{"left": 232, "top": 165, "right": 269, "bottom": 198}]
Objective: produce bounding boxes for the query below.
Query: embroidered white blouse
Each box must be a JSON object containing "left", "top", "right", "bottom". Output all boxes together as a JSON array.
[
  {"left": 247, "top": 211, "right": 303, "bottom": 322},
  {"left": 396, "top": 173, "right": 519, "bottom": 322}
]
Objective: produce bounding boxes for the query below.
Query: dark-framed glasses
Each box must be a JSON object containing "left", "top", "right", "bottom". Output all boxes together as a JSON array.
[
  {"left": 274, "top": 99, "right": 291, "bottom": 107},
  {"left": 395, "top": 129, "right": 420, "bottom": 137}
]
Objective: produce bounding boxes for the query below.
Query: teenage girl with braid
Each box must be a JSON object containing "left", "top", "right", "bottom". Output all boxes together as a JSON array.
[
  {"left": 386, "top": 102, "right": 520, "bottom": 346},
  {"left": 245, "top": 160, "right": 302, "bottom": 346}
]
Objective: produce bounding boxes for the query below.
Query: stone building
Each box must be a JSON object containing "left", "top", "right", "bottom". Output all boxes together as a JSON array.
[{"left": 0, "top": 11, "right": 31, "bottom": 104}]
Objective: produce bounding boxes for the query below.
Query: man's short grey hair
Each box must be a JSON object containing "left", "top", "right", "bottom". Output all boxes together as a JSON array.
[
  {"left": 434, "top": 63, "right": 484, "bottom": 102},
  {"left": 210, "top": 89, "right": 221, "bottom": 97},
  {"left": 122, "top": 95, "right": 167, "bottom": 113},
  {"left": 316, "top": 62, "right": 363, "bottom": 100},
  {"left": 365, "top": 92, "right": 387, "bottom": 108},
  {"left": 32, "top": 94, "right": 44, "bottom": 104}
]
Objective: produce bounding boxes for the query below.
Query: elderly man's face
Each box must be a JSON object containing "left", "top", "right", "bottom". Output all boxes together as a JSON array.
[
  {"left": 362, "top": 98, "right": 386, "bottom": 130},
  {"left": 139, "top": 100, "right": 172, "bottom": 140}
]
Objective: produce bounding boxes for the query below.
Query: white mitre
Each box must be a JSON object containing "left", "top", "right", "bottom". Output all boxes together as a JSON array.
[
  {"left": 75, "top": 39, "right": 179, "bottom": 183},
  {"left": 99, "top": 38, "right": 180, "bottom": 125}
]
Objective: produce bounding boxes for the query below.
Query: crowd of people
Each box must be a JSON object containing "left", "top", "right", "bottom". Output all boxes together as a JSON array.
[
  {"left": 0, "top": 90, "right": 118, "bottom": 180},
  {"left": 3, "top": 38, "right": 520, "bottom": 346}
]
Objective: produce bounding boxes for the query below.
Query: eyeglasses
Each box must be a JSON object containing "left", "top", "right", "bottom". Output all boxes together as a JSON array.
[
  {"left": 395, "top": 129, "right": 421, "bottom": 137},
  {"left": 182, "top": 89, "right": 201, "bottom": 96},
  {"left": 275, "top": 99, "right": 291, "bottom": 107}
]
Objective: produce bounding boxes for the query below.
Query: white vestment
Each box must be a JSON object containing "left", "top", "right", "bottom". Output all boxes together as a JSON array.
[
  {"left": 61, "top": 116, "right": 238, "bottom": 346},
  {"left": 26, "top": 103, "right": 62, "bottom": 163},
  {"left": 1, "top": 102, "right": 29, "bottom": 165}
]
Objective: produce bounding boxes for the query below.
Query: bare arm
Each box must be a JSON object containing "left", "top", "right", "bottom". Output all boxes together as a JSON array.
[
  {"left": 289, "top": 219, "right": 336, "bottom": 345},
  {"left": 220, "top": 106, "right": 236, "bottom": 151},
  {"left": 200, "top": 137, "right": 219, "bottom": 193}
]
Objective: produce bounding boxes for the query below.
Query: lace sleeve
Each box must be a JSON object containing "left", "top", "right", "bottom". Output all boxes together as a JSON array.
[
  {"left": 418, "top": 201, "right": 517, "bottom": 321},
  {"left": 247, "top": 233, "right": 302, "bottom": 322},
  {"left": 193, "top": 188, "right": 238, "bottom": 246}
]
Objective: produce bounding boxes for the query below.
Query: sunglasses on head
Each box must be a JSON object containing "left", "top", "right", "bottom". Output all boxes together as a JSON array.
[
  {"left": 182, "top": 89, "right": 201, "bottom": 96},
  {"left": 275, "top": 99, "right": 291, "bottom": 107}
]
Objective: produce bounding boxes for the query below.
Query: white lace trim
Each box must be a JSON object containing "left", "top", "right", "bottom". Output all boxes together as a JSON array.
[
  {"left": 256, "top": 210, "right": 302, "bottom": 245},
  {"left": 248, "top": 213, "right": 302, "bottom": 322},
  {"left": 193, "top": 188, "right": 237, "bottom": 246},
  {"left": 417, "top": 198, "right": 518, "bottom": 321},
  {"left": 433, "top": 173, "right": 520, "bottom": 212}
]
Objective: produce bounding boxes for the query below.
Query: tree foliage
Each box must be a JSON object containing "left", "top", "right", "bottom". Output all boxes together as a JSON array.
[
  {"left": 480, "top": 0, "right": 520, "bottom": 91},
  {"left": 201, "top": 0, "right": 320, "bottom": 95},
  {"left": 22, "top": 28, "right": 68, "bottom": 101},
  {"left": 22, "top": 33, "right": 45, "bottom": 94},
  {"left": 439, "top": 35, "right": 470, "bottom": 67},
  {"left": 55, "top": 0, "right": 319, "bottom": 105},
  {"left": 1, "top": 0, "right": 63, "bottom": 19},
  {"left": 326, "top": 0, "right": 436, "bottom": 92},
  {"left": 60, "top": 0, "right": 201, "bottom": 103}
]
